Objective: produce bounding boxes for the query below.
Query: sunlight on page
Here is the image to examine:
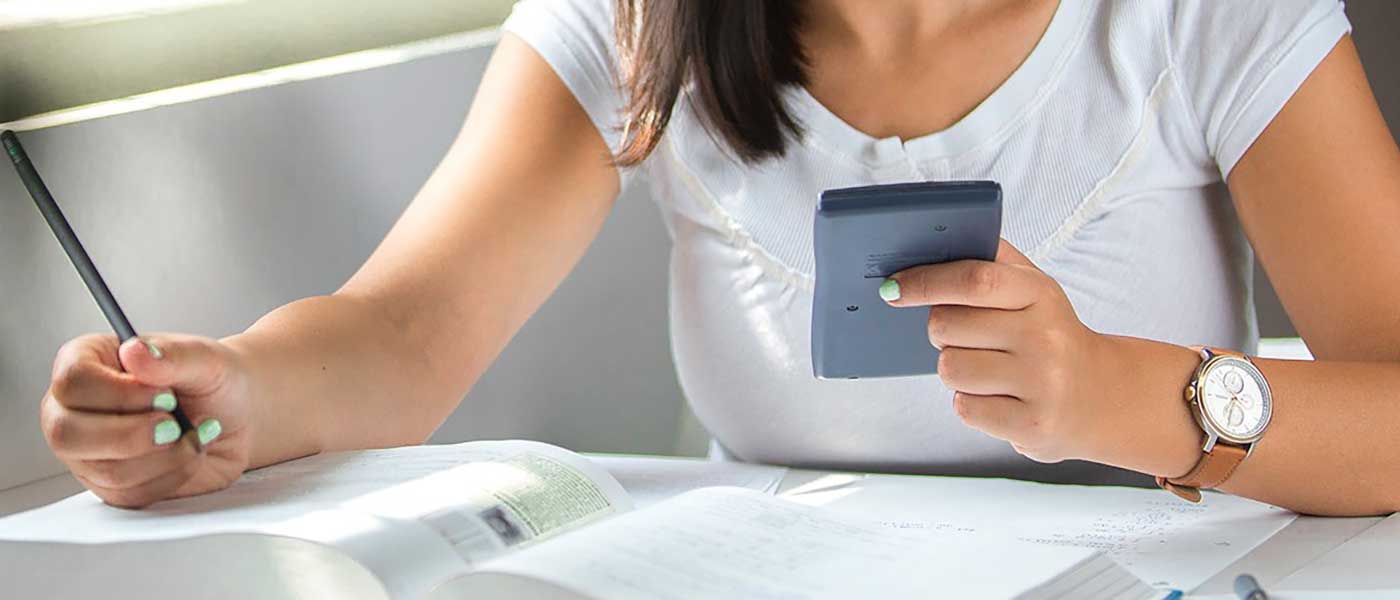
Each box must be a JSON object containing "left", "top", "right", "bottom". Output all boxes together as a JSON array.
[
  {"left": 341, "top": 456, "right": 625, "bottom": 564},
  {"left": 782, "top": 485, "right": 864, "bottom": 507},
  {"left": 781, "top": 473, "right": 866, "bottom": 498}
]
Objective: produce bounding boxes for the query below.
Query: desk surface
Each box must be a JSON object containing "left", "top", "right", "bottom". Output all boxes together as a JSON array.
[{"left": 2, "top": 453, "right": 1393, "bottom": 599}]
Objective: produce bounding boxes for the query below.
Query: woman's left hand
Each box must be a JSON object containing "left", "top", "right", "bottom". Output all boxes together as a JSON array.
[{"left": 882, "top": 240, "right": 1123, "bottom": 464}]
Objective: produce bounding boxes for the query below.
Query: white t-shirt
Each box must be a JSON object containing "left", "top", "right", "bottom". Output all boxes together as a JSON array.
[{"left": 503, "top": 0, "right": 1351, "bottom": 484}]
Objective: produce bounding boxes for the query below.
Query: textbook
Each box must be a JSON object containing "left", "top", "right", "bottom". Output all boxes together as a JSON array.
[{"left": 0, "top": 441, "right": 1161, "bottom": 599}]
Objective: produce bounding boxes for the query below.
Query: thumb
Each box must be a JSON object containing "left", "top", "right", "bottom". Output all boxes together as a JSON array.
[
  {"left": 996, "top": 239, "right": 1038, "bottom": 269},
  {"left": 118, "top": 334, "right": 230, "bottom": 395}
]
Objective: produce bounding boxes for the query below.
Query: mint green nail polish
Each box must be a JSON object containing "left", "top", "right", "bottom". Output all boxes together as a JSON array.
[
  {"left": 197, "top": 419, "right": 222, "bottom": 445},
  {"left": 879, "top": 279, "right": 902, "bottom": 302},
  {"left": 152, "top": 392, "right": 177, "bottom": 412},
  {"left": 145, "top": 340, "right": 164, "bottom": 360},
  {"left": 153, "top": 419, "right": 180, "bottom": 445}
]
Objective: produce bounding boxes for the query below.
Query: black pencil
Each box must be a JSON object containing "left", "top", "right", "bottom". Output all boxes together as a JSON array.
[{"left": 3, "top": 130, "right": 199, "bottom": 447}]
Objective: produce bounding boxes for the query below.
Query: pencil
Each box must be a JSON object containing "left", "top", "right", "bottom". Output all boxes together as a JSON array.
[{"left": 3, "top": 130, "right": 200, "bottom": 447}]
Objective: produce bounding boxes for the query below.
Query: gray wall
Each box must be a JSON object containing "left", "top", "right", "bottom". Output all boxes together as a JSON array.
[{"left": 0, "top": 39, "right": 682, "bottom": 492}]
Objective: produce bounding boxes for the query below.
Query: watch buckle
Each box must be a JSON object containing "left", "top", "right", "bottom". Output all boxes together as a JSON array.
[{"left": 1155, "top": 476, "right": 1203, "bottom": 503}]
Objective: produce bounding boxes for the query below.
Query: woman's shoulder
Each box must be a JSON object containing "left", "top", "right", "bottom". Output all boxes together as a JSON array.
[
  {"left": 501, "top": 0, "right": 631, "bottom": 176},
  {"left": 1153, "top": 0, "right": 1346, "bottom": 52},
  {"left": 1108, "top": 0, "right": 1351, "bottom": 177},
  {"left": 503, "top": 0, "right": 617, "bottom": 50},
  {"left": 1087, "top": 0, "right": 1345, "bottom": 51},
  {"left": 1159, "top": 0, "right": 1343, "bottom": 22}
]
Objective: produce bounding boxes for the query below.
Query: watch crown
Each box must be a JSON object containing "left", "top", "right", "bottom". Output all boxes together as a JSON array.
[{"left": 1184, "top": 387, "right": 1196, "bottom": 401}]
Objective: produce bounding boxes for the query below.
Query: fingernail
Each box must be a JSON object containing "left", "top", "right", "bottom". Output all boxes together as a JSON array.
[
  {"left": 153, "top": 419, "right": 180, "bottom": 445},
  {"left": 197, "top": 419, "right": 223, "bottom": 445},
  {"left": 152, "top": 391, "right": 177, "bottom": 412},
  {"left": 144, "top": 340, "right": 164, "bottom": 360},
  {"left": 879, "top": 279, "right": 902, "bottom": 302}
]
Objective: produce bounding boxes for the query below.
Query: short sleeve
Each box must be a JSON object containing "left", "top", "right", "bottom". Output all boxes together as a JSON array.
[
  {"left": 502, "top": 0, "right": 635, "bottom": 184},
  {"left": 1170, "top": 0, "right": 1352, "bottom": 178}
]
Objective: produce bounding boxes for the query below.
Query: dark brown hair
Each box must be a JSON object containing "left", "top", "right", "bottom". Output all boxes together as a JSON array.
[{"left": 613, "top": 0, "right": 807, "bottom": 166}]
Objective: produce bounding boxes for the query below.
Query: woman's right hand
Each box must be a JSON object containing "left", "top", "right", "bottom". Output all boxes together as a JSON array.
[{"left": 40, "top": 334, "right": 253, "bottom": 508}]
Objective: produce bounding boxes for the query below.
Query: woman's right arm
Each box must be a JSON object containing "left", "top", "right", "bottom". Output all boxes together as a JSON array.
[{"left": 40, "top": 34, "right": 623, "bottom": 507}]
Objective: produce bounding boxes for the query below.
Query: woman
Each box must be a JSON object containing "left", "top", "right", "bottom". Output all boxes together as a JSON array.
[{"left": 38, "top": 0, "right": 1400, "bottom": 516}]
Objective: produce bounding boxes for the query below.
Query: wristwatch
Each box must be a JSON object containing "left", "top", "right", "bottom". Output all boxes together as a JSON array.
[{"left": 1157, "top": 347, "right": 1274, "bottom": 502}]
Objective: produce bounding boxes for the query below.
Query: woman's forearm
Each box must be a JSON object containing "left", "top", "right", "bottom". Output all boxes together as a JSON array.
[
  {"left": 209, "top": 39, "right": 626, "bottom": 473},
  {"left": 883, "top": 245, "right": 1400, "bottom": 517},
  {"left": 1101, "top": 336, "right": 1400, "bottom": 516},
  {"left": 221, "top": 294, "right": 467, "bottom": 470}
]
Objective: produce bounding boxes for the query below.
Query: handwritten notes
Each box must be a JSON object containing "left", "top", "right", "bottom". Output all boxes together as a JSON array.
[{"left": 783, "top": 475, "right": 1295, "bottom": 590}]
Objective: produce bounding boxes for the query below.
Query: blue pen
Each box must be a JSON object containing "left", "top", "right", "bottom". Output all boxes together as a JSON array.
[
  {"left": 1235, "top": 574, "right": 1269, "bottom": 600},
  {"left": 1163, "top": 590, "right": 1184, "bottom": 600}
]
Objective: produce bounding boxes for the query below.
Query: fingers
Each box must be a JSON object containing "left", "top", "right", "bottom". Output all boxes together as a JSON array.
[
  {"left": 78, "top": 433, "right": 203, "bottom": 509},
  {"left": 78, "top": 442, "right": 199, "bottom": 490},
  {"left": 52, "top": 334, "right": 123, "bottom": 374},
  {"left": 44, "top": 333, "right": 232, "bottom": 509},
  {"left": 886, "top": 260, "right": 1048, "bottom": 309},
  {"left": 994, "top": 239, "right": 1036, "bottom": 267},
  {"left": 42, "top": 398, "right": 189, "bottom": 460},
  {"left": 951, "top": 392, "right": 1029, "bottom": 442},
  {"left": 925, "top": 306, "right": 1026, "bottom": 351},
  {"left": 51, "top": 334, "right": 179, "bottom": 414},
  {"left": 118, "top": 334, "right": 230, "bottom": 395},
  {"left": 937, "top": 347, "right": 1025, "bottom": 397},
  {"left": 50, "top": 358, "right": 176, "bottom": 414}
]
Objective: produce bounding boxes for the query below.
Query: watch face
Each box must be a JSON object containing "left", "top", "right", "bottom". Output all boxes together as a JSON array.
[{"left": 1198, "top": 357, "right": 1272, "bottom": 442}]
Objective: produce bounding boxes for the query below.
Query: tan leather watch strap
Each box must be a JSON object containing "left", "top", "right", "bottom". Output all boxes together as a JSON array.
[{"left": 1155, "top": 444, "right": 1248, "bottom": 503}]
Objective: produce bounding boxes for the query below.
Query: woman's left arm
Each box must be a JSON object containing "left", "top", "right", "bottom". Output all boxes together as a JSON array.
[{"left": 885, "top": 36, "right": 1400, "bottom": 517}]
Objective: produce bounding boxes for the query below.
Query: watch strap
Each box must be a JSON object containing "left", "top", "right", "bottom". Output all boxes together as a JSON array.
[
  {"left": 1156, "top": 442, "right": 1248, "bottom": 502},
  {"left": 1160, "top": 345, "right": 1254, "bottom": 503},
  {"left": 1195, "top": 345, "right": 1247, "bottom": 361}
]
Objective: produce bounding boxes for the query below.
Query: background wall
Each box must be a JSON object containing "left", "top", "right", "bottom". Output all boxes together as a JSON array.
[
  {"left": 0, "top": 0, "right": 516, "bottom": 123},
  {"left": 0, "top": 2, "right": 1397, "bottom": 496}
]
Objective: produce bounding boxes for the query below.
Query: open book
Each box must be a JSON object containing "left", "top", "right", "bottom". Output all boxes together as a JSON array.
[{"left": 0, "top": 441, "right": 1161, "bottom": 599}]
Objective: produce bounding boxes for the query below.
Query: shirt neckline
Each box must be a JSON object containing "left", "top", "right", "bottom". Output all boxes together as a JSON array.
[{"left": 789, "top": 0, "right": 1085, "bottom": 166}]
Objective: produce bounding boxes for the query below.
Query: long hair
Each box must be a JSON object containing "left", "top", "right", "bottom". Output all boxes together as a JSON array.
[{"left": 613, "top": 0, "right": 807, "bottom": 166}]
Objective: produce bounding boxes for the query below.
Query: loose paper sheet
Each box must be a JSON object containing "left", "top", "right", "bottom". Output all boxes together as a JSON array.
[
  {"left": 1273, "top": 512, "right": 1400, "bottom": 591},
  {"left": 781, "top": 474, "right": 1297, "bottom": 591}
]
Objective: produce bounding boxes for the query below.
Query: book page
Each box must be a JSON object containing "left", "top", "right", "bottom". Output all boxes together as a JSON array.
[
  {"left": 781, "top": 474, "right": 1296, "bottom": 592},
  {"left": 341, "top": 442, "right": 631, "bottom": 563},
  {"left": 589, "top": 455, "right": 787, "bottom": 507},
  {"left": 438, "top": 487, "right": 1134, "bottom": 600},
  {"left": 0, "top": 440, "right": 631, "bottom": 599}
]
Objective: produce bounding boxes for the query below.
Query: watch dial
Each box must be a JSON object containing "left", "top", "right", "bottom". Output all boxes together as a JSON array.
[{"left": 1199, "top": 358, "right": 1271, "bottom": 440}]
